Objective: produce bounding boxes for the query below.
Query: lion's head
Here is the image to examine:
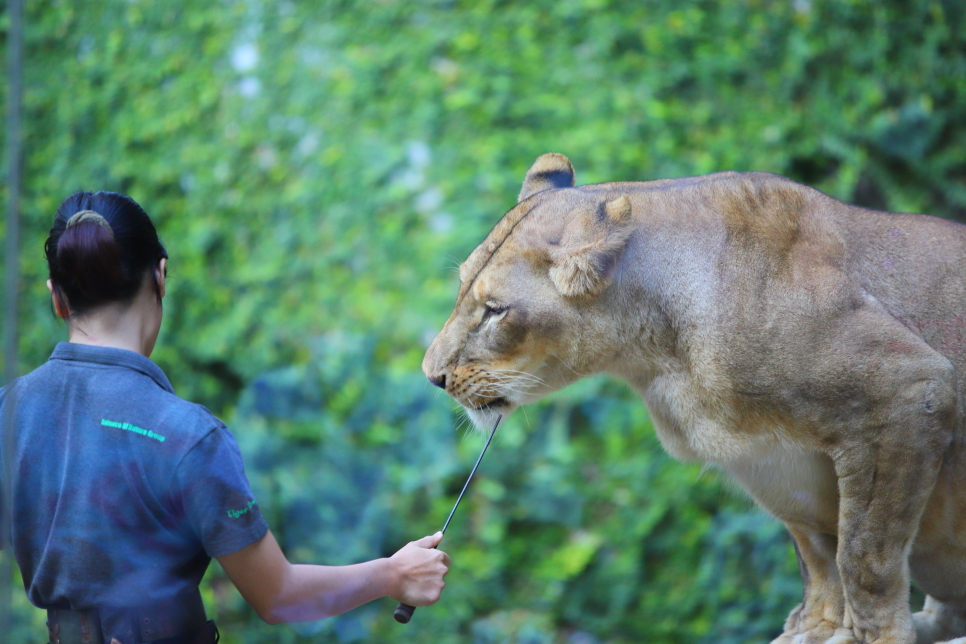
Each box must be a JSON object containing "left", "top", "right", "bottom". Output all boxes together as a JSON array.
[{"left": 422, "top": 153, "right": 639, "bottom": 427}]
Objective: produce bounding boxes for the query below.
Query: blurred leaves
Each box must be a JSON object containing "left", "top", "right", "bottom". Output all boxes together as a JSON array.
[{"left": 2, "top": 0, "right": 965, "bottom": 642}]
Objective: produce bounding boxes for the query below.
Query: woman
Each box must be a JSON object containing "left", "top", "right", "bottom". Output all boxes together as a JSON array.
[{"left": 0, "top": 191, "right": 450, "bottom": 644}]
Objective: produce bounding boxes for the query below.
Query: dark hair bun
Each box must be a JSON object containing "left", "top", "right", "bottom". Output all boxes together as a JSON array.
[
  {"left": 56, "top": 210, "right": 126, "bottom": 307},
  {"left": 45, "top": 192, "right": 168, "bottom": 316}
]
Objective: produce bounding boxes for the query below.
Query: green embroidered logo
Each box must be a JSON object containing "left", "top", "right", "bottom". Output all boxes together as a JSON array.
[
  {"left": 101, "top": 418, "right": 165, "bottom": 443},
  {"left": 227, "top": 499, "right": 257, "bottom": 519}
]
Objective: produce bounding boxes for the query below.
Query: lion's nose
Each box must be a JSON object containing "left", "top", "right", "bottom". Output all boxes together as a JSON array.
[{"left": 428, "top": 374, "right": 446, "bottom": 390}]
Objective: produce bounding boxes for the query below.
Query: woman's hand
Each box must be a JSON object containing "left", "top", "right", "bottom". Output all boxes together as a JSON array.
[{"left": 386, "top": 532, "right": 451, "bottom": 606}]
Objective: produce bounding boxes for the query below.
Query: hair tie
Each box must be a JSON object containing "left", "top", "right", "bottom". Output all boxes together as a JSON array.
[{"left": 66, "top": 210, "right": 114, "bottom": 237}]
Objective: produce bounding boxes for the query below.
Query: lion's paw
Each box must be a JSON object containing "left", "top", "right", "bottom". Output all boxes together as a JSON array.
[
  {"left": 783, "top": 602, "right": 806, "bottom": 633},
  {"left": 786, "top": 621, "right": 844, "bottom": 644},
  {"left": 821, "top": 627, "right": 860, "bottom": 644},
  {"left": 771, "top": 623, "right": 851, "bottom": 644}
]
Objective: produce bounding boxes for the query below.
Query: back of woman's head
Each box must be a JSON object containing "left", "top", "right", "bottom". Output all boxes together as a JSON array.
[{"left": 45, "top": 191, "right": 168, "bottom": 316}]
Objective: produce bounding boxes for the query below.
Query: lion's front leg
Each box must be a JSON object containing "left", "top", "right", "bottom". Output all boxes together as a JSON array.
[
  {"left": 772, "top": 526, "right": 846, "bottom": 644},
  {"left": 785, "top": 308, "right": 959, "bottom": 644},
  {"left": 830, "top": 422, "right": 947, "bottom": 644}
]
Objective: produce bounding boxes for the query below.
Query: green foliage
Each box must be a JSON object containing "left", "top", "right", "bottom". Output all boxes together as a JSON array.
[{"left": 2, "top": 0, "right": 965, "bottom": 642}]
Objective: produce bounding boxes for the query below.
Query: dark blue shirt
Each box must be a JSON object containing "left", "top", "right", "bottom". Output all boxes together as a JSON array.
[{"left": 0, "top": 343, "right": 268, "bottom": 618}]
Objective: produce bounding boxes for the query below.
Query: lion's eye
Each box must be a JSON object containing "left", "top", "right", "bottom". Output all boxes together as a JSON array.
[{"left": 484, "top": 301, "right": 509, "bottom": 318}]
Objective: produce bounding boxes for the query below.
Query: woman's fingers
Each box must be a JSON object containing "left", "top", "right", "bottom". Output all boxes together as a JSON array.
[
  {"left": 412, "top": 531, "right": 443, "bottom": 549},
  {"left": 388, "top": 535, "right": 451, "bottom": 606}
]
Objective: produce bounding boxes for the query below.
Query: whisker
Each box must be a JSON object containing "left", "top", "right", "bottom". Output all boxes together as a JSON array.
[
  {"left": 454, "top": 407, "right": 474, "bottom": 443},
  {"left": 445, "top": 254, "right": 464, "bottom": 276},
  {"left": 486, "top": 380, "right": 538, "bottom": 396},
  {"left": 492, "top": 369, "right": 542, "bottom": 378},
  {"left": 485, "top": 373, "right": 538, "bottom": 387},
  {"left": 489, "top": 383, "right": 526, "bottom": 397},
  {"left": 496, "top": 369, "right": 547, "bottom": 385},
  {"left": 548, "top": 352, "right": 589, "bottom": 378},
  {"left": 490, "top": 375, "right": 541, "bottom": 387}
]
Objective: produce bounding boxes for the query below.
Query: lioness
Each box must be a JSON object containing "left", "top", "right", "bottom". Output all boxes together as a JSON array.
[{"left": 422, "top": 153, "right": 966, "bottom": 644}]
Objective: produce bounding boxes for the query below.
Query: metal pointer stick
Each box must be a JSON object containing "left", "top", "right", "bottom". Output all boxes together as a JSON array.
[{"left": 393, "top": 414, "right": 502, "bottom": 624}]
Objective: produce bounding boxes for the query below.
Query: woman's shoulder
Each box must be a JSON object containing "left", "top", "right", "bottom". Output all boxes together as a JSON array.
[
  {"left": 153, "top": 392, "right": 234, "bottom": 445},
  {"left": 0, "top": 359, "right": 60, "bottom": 407}
]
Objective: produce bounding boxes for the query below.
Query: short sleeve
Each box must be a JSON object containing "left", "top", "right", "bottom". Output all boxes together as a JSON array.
[
  {"left": 0, "top": 387, "right": 7, "bottom": 547},
  {"left": 0, "top": 382, "right": 15, "bottom": 547},
  {"left": 175, "top": 425, "right": 269, "bottom": 558}
]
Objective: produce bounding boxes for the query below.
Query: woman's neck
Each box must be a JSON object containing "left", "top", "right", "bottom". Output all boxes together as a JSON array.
[{"left": 67, "top": 291, "right": 161, "bottom": 358}]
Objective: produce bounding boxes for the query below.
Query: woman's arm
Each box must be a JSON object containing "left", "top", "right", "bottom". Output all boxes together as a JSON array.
[{"left": 217, "top": 529, "right": 450, "bottom": 624}]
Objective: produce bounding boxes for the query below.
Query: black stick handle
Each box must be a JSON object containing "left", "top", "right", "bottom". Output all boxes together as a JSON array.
[
  {"left": 391, "top": 415, "right": 501, "bottom": 625},
  {"left": 393, "top": 602, "right": 415, "bottom": 623}
]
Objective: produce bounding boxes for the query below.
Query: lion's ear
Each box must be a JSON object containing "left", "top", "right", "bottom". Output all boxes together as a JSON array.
[
  {"left": 519, "top": 153, "right": 575, "bottom": 202},
  {"left": 548, "top": 196, "right": 633, "bottom": 298}
]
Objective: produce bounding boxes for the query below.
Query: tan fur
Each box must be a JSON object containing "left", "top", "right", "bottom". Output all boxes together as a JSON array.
[{"left": 423, "top": 154, "right": 966, "bottom": 644}]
